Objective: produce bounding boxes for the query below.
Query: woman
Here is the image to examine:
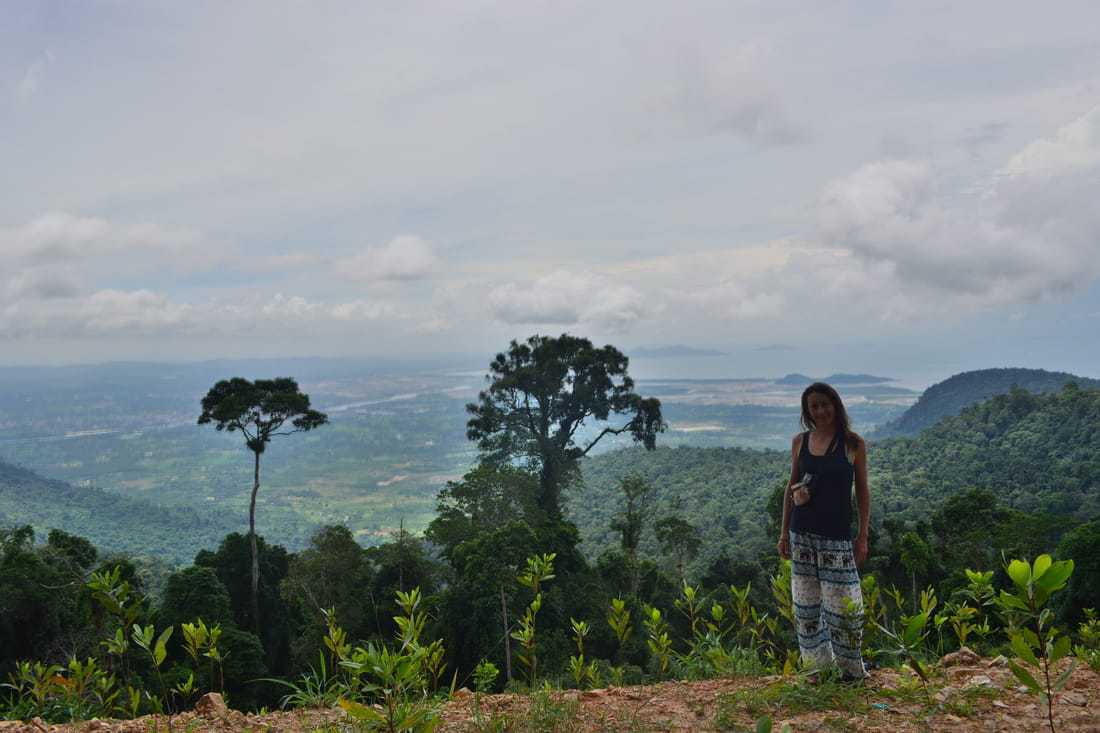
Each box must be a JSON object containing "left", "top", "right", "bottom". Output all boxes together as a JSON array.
[{"left": 777, "top": 382, "right": 870, "bottom": 681}]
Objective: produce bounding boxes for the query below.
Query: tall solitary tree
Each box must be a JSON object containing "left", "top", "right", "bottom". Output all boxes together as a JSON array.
[
  {"left": 655, "top": 515, "right": 701, "bottom": 587},
  {"left": 610, "top": 474, "right": 656, "bottom": 597},
  {"left": 466, "top": 334, "right": 665, "bottom": 521},
  {"left": 198, "top": 377, "right": 327, "bottom": 630}
]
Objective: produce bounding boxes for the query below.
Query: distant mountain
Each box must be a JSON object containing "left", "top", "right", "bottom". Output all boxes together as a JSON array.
[
  {"left": 824, "top": 373, "right": 894, "bottom": 385},
  {"left": 0, "top": 460, "right": 239, "bottom": 564},
  {"left": 632, "top": 345, "right": 727, "bottom": 358},
  {"left": 774, "top": 373, "right": 813, "bottom": 385},
  {"left": 872, "top": 368, "right": 1100, "bottom": 439},
  {"left": 774, "top": 373, "right": 893, "bottom": 386}
]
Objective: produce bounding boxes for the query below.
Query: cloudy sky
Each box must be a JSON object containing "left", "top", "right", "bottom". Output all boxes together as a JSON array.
[{"left": 4, "top": 1, "right": 1100, "bottom": 379}]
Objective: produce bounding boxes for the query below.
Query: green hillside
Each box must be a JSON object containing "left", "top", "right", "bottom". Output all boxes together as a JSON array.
[
  {"left": 871, "top": 383, "right": 1100, "bottom": 518},
  {"left": 573, "top": 383, "right": 1100, "bottom": 573},
  {"left": 573, "top": 445, "right": 786, "bottom": 571},
  {"left": 873, "top": 367, "right": 1100, "bottom": 438},
  {"left": 0, "top": 460, "right": 239, "bottom": 564}
]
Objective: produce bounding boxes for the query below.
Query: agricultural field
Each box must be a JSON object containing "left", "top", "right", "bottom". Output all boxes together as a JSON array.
[{"left": 0, "top": 359, "right": 916, "bottom": 553}]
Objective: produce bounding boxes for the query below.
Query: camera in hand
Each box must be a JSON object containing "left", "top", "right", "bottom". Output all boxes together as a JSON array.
[{"left": 792, "top": 473, "right": 814, "bottom": 506}]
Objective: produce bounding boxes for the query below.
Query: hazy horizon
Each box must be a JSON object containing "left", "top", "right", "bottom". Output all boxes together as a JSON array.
[{"left": 2, "top": 346, "right": 1099, "bottom": 396}]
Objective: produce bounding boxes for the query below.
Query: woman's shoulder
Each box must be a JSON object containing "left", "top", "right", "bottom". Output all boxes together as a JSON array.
[{"left": 791, "top": 432, "right": 805, "bottom": 451}]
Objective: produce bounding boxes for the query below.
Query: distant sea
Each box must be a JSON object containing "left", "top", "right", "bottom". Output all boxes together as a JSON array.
[{"left": 622, "top": 349, "right": 948, "bottom": 392}]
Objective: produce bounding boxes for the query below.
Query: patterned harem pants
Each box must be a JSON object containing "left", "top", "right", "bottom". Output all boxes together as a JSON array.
[{"left": 789, "top": 530, "right": 866, "bottom": 678}]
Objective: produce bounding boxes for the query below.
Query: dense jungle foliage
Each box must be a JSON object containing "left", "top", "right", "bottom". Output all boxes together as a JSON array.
[
  {"left": 873, "top": 367, "right": 1100, "bottom": 439},
  {"left": 0, "top": 460, "right": 238, "bottom": 562}
]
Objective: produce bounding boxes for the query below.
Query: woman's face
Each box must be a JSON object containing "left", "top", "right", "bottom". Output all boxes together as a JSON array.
[{"left": 806, "top": 391, "right": 836, "bottom": 428}]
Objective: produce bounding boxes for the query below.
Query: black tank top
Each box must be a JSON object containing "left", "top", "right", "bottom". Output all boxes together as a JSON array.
[{"left": 790, "top": 429, "right": 855, "bottom": 539}]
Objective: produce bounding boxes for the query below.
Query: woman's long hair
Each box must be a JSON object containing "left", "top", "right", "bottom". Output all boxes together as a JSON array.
[{"left": 800, "top": 382, "right": 859, "bottom": 450}]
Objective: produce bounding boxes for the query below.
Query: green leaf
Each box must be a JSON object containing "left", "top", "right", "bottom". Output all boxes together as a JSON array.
[
  {"left": 998, "top": 590, "right": 1029, "bottom": 611},
  {"left": 1053, "top": 660, "right": 1077, "bottom": 692},
  {"left": 153, "top": 626, "right": 174, "bottom": 667},
  {"left": 756, "top": 715, "right": 774, "bottom": 733},
  {"left": 131, "top": 624, "right": 153, "bottom": 651},
  {"left": 1021, "top": 628, "right": 1040, "bottom": 649},
  {"left": 1009, "top": 661, "right": 1041, "bottom": 694},
  {"left": 1006, "top": 559, "right": 1031, "bottom": 589},
  {"left": 903, "top": 613, "right": 927, "bottom": 646},
  {"left": 1049, "top": 635, "right": 1072, "bottom": 665},
  {"left": 1032, "top": 555, "right": 1052, "bottom": 581},
  {"left": 1034, "top": 560, "right": 1074, "bottom": 593},
  {"left": 339, "top": 698, "right": 384, "bottom": 723},
  {"left": 1010, "top": 633, "right": 1039, "bottom": 667}
]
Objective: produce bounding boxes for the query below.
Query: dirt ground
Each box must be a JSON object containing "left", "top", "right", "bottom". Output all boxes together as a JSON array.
[{"left": 2, "top": 656, "right": 1098, "bottom": 732}]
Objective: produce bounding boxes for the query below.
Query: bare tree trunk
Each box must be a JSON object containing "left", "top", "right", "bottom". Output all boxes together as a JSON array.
[
  {"left": 501, "top": 584, "right": 512, "bottom": 682},
  {"left": 250, "top": 449, "right": 261, "bottom": 632},
  {"left": 398, "top": 518, "right": 405, "bottom": 592},
  {"left": 629, "top": 548, "right": 639, "bottom": 598}
]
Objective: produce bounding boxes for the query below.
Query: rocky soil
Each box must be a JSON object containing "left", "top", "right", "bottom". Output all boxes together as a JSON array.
[{"left": 2, "top": 653, "right": 1098, "bottom": 732}]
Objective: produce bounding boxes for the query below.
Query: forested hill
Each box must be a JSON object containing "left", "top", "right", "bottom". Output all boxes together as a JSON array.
[
  {"left": 573, "top": 445, "right": 786, "bottom": 572},
  {"left": 873, "top": 367, "right": 1100, "bottom": 439},
  {"left": 0, "top": 460, "right": 238, "bottom": 563},
  {"left": 872, "top": 383, "right": 1100, "bottom": 518},
  {"left": 573, "top": 382, "right": 1100, "bottom": 574}
]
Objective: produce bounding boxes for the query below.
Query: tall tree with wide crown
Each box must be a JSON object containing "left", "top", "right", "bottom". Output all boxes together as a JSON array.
[{"left": 466, "top": 334, "right": 664, "bottom": 521}]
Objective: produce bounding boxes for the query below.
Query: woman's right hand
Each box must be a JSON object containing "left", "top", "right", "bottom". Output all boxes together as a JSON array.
[{"left": 777, "top": 534, "right": 790, "bottom": 559}]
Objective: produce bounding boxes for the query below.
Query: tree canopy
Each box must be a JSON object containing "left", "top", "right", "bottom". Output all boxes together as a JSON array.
[
  {"left": 466, "top": 334, "right": 664, "bottom": 519},
  {"left": 197, "top": 377, "right": 328, "bottom": 453}
]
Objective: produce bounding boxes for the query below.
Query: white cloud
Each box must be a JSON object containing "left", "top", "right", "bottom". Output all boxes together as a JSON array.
[
  {"left": 0, "top": 290, "right": 397, "bottom": 340},
  {"left": 414, "top": 315, "right": 449, "bottom": 335},
  {"left": 328, "top": 299, "right": 394, "bottom": 321},
  {"left": 337, "top": 236, "right": 438, "bottom": 282},
  {"left": 488, "top": 270, "right": 651, "bottom": 332},
  {"left": 1000, "top": 106, "right": 1100, "bottom": 179},
  {"left": 0, "top": 289, "right": 194, "bottom": 339},
  {"left": 1, "top": 211, "right": 221, "bottom": 271},
  {"left": 666, "top": 41, "right": 806, "bottom": 146},
  {"left": 249, "top": 253, "right": 323, "bottom": 273},
  {"left": 818, "top": 105, "right": 1100, "bottom": 310},
  {"left": 3, "top": 269, "right": 80, "bottom": 301},
  {"left": 252, "top": 293, "right": 395, "bottom": 326}
]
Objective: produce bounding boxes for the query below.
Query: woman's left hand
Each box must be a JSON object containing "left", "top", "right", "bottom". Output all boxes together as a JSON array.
[{"left": 854, "top": 537, "right": 869, "bottom": 567}]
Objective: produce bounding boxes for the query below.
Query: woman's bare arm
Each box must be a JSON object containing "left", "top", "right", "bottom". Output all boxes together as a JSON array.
[
  {"left": 777, "top": 434, "right": 801, "bottom": 558},
  {"left": 852, "top": 435, "right": 870, "bottom": 565}
]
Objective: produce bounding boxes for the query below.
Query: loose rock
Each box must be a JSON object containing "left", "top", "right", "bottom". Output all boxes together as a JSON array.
[
  {"left": 941, "top": 647, "right": 981, "bottom": 667},
  {"left": 195, "top": 692, "right": 229, "bottom": 719},
  {"left": 1061, "top": 691, "right": 1088, "bottom": 707}
]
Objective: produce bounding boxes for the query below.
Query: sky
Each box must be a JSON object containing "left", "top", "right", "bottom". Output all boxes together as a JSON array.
[{"left": 3, "top": 1, "right": 1100, "bottom": 381}]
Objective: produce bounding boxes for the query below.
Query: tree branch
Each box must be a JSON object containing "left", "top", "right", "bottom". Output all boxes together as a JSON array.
[{"left": 580, "top": 424, "right": 630, "bottom": 456}]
